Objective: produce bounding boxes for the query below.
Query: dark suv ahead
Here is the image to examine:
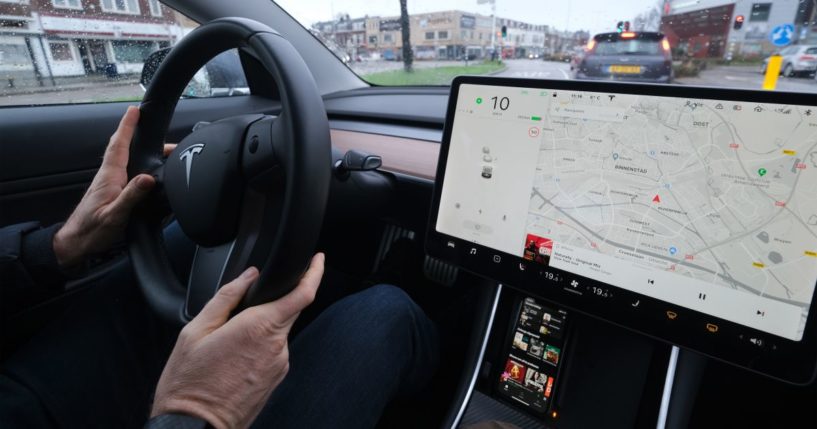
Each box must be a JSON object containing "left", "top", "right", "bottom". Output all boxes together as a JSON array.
[{"left": 574, "top": 31, "right": 673, "bottom": 83}]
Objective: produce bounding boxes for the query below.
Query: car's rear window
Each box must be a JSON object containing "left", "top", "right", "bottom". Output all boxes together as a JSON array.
[
  {"left": 806, "top": 48, "right": 817, "bottom": 55},
  {"left": 594, "top": 39, "right": 662, "bottom": 56}
]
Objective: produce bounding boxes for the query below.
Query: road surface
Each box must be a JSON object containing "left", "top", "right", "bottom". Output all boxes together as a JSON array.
[
  {"left": 494, "top": 59, "right": 573, "bottom": 80},
  {"left": 496, "top": 59, "right": 817, "bottom": 93}
]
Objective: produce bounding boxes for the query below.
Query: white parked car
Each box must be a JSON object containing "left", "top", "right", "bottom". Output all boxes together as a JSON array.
[{"left": 761, "top": 45, "right": 817, "bottom": 77}]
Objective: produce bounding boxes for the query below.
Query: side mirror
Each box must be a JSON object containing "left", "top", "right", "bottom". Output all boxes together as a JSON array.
[
  {"left": 140, "top": 48, "right": 171, "bottom": 90},
  {"left": 139, "top": 48, "right": 249, "bottom": 97}
]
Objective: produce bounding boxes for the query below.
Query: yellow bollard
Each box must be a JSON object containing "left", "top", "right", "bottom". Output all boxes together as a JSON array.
[{"left": 763, "top": 55, "right": 783, "bottom": 90}]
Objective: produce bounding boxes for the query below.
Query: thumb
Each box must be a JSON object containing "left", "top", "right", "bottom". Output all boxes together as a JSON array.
[
  {"left": 192, "top": 267, "right": 259, "bottom": 332},
  {"left": 106, "top": 174, "right": 155, "bottom": 220}
]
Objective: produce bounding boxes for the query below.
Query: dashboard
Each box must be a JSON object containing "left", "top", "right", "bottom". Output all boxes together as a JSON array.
[{"left": 426, "top": 76, "right": 817, "bottom": 384}]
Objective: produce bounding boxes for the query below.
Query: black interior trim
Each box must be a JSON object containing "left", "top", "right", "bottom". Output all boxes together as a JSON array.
[
  {"left": 0, "top": 169, "right": 96, "bottom": 197},
  {"left": 442, "top": 281, "right": 499, "bottom": 428},
  {"left": 324, "top": 87, "right": 450, "bottom": 98},
  {"left": 665, "top": 349, "right": 707, "bottom": 429},
  {"left": 0, "top": 96, "right": 282, "bottom": 183},
  {"left": 324, "top": 91, "right": 448, "bottom": 127}
]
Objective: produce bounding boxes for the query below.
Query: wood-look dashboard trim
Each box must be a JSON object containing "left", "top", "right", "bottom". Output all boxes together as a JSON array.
[{"left": 330, "top": 129, "right": 440, "bottom": 180}]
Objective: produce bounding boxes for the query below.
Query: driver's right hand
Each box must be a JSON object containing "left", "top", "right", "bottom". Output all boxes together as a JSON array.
[{"left": 150, "top": 253, "right": 325, "bottom": 429}]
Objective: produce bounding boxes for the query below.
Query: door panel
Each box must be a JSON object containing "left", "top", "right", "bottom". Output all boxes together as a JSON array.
[{"left": 0, "top": 96, "right": 281, "bottom": 226}]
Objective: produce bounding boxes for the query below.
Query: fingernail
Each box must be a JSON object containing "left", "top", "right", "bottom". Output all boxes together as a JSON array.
[{"left": 241, "top": 267, "right": 258, "bottom": 280}]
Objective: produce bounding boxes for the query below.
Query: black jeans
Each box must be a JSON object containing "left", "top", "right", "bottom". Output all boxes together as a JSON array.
[{"left": 0, "top": 224, "right": 438, "bottom": 428}]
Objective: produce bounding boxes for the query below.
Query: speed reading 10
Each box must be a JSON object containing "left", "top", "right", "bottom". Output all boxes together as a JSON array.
[{"left": 491, "top": 96, "right": 510, "bottom": 110}]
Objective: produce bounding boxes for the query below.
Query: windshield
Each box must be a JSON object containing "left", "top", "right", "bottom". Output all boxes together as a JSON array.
[{"left": 276, "top": 0, "right": 817, "bottom": 93}]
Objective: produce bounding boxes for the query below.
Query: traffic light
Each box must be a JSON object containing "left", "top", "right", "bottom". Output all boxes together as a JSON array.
[
  {"left": 733, "top": 15, "right": 744, "bottom": 30},
  {"left": 501, "top": 25, "right": 507, "bottom": 38},
  {"left": 616, "top": 21, "right": 631, "bottom": 32}
]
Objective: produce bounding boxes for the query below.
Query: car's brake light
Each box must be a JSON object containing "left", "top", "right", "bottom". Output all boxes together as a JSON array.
[
  {"left": 621, "top": 32, "right": 636, "bottom": 39},
  {"left": 800, "top": 55, "right": 816, "bottom": 61},
  {"left": 587, "top": 39, "right": 596, "bottom": 51},
  {"left": 660, "top": 38, "right": 671, "bottom": 59}
]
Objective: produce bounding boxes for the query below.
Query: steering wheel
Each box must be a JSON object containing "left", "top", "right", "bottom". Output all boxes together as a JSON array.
[{"left": 126, "top": 18, "right": 331, "bottom": 324}]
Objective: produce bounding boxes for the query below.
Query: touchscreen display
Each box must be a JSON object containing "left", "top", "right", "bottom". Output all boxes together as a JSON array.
[
  {"left": 436, "top": 83, "right": 817, "bottom": 342},
  {"left": 498, "top": 297, "right": 568, "bottom": 414}
]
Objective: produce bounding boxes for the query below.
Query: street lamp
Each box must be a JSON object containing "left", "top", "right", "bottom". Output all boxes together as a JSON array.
[{"left": 477, "top": 0, "right": 497, "bottom": 59}]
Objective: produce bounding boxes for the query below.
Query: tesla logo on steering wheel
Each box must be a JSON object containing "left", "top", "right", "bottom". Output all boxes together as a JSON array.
[{"left": 179, "top": 143, "right": 204, "bottom": 189}]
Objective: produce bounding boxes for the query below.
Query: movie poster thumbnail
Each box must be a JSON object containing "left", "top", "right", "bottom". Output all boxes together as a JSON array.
[
  {"left": 523, "top": 368, "right": 549, "bottom": 394},
  {"left": 512, "top": 331, "right": 530, "bottom": 352},
  {"left": 545, "top": 344, "right": 561, "bottom": 366},
  {"left": 502, "top": 358, "right": 527, "bottom": 384},
  {"left": 523, "top": 233, "right": 553, "bottom": 265},
  {"left": 528, "top": 337, "right": 545, "bottom": 359}
]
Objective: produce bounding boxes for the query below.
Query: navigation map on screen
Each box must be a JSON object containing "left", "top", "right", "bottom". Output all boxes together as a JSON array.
[{"left": 436, "top": 83, "right": 817, "bottom": 341}]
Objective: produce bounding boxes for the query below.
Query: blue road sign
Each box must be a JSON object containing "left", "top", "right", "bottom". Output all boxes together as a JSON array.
[{"left": 770, "top": 24, "right": 794, "bottom": 47}]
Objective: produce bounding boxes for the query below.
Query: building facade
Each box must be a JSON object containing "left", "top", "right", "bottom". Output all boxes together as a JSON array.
[
  {"left": 1, "top": 0, "right": 184, "bottom": 89},
  {"left": 661, "top": 0, "right": 817, "bottom": 59},
  {"left": 497, "top": 17, "right": 550, "bottom": 59},
  {"left": 317, "top": 10, "right": 560, "bottom": 61},
  {"left": 365, "top": 16, "right": 402, "bottom": 60},
  {"left": 312, "top": 14, "right": 367, "bottom": 58}
]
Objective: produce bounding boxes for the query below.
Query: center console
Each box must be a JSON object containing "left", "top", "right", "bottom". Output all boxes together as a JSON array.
[
  {"left": 427, "top": 76, "right": 817, "bottom": 427},
  {"left": 451, "top": 285, "right": 673, "bottom": 429}
]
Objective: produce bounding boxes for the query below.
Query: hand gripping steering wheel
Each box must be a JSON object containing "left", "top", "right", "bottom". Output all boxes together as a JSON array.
[{"left": 126, "top": 18, "right": 331, "bottom": 324}]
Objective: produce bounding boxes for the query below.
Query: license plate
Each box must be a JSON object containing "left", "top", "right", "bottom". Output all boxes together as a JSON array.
[{"left": 608, "top": 65, "right": 641, "bottom": 74}]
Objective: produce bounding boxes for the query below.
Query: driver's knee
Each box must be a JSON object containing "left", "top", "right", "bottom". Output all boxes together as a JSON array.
[
  {"left": 346, "top": 284, "right": 432, "bottom": 340},
  {"left": 372, "top": 284, "right": 440, "bottom": 394},
  {"left": 291, "top": 283, "right": 439, "bottom": 388},
  {"left": 337, "top": 284, "right": 439, "bottom": 390}
]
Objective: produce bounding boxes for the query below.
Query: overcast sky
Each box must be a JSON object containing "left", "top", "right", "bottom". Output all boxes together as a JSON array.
[{"left": 275, "top": 0, "right": 659, "bottom": 35}]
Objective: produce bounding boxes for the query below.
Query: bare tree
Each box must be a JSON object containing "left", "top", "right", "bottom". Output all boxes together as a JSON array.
[
  {"left": 632, "top": 0, "right": 664, "bottom": 32},
  {"left": 399, "top": 0, "right": 413, "bottom": 72}
]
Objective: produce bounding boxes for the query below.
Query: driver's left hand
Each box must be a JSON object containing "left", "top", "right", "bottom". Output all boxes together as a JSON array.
[{"left": 53, "top": 106, "right": 174, "bottom": 268}]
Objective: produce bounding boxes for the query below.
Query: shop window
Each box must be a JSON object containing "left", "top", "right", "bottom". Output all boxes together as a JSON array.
[
  {"left": 112, "top": 40, "right": 155, "bottom": 63},
  {"left": 101, "top": 0, "right": 140, "bottom": 14},
  {"left": 52, "top": 0, "right": 81, "bottom": 9},
  {"left": 49, "top": 42, "right": 73, "bottom": 61},
  {"left": 148, "top": 0, "right": 163, "bottom": 17},
  {"left": 0, "top": 43, "right": 32, "bottom": 65}
]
